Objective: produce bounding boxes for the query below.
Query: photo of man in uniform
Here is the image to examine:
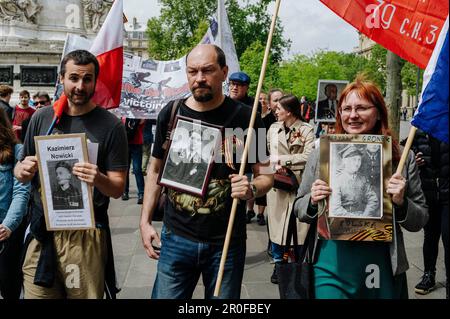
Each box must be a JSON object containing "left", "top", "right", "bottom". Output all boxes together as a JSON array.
[
  {"left": 161, "top": 124, "right": 217, "bottom": 193},
  {"left": 50, "top": 160, "right": 84, "bottom": 210},
  {"left": 329, "top": 144, "right": 381, "bottom": 218}
]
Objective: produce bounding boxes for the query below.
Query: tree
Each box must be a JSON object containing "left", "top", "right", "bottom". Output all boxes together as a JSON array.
[
  {"left": 271, "top": 50, "right": 372, "bottom": 101},
  {"left": 147, "top": 1, "right": 214, "bottom": 60},
  {"left": 239, "top": 40, "right": 278, "bottom": 96},
  {"left": 363, "top": 44, "right": 387, "bottom": 93},
  {"left": 146, "top": 0, "right": 290, "bottom": 61},
  {"left": 401, "top": 62, "right": 423, "bottom": 97},
  {"left": 385, "top": 51, "right": 405, "bottom": 140}
]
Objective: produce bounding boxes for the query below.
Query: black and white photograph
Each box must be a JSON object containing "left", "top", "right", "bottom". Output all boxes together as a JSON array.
[
  {"left": 159, "top": 116, "right": 222, "bottom": 197},
  {"left": 141, "top": 58, "right": 159, "bottom": 71},
  {"left": 315, "top": 80, "right": 348, "bottom": 122},
  {"left": 48, "top": 159, "right": 84, "bottom": 211},
  {"left": 163, "top": 61, "right": 181, "bottom": 73},
  {"left": 34, "top": 134, "right": 95, "bottom": 230},
  {"left": 328, "top": 142, "right": 382, "bottom": 219}
]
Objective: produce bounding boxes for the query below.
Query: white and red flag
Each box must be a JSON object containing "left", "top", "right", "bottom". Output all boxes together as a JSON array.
[{"left": 52, "top": 0, "right": 123, "bottom": 124}]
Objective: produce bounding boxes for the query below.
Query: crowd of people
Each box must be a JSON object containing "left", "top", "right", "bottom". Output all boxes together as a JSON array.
[{"left": 0, "top": 44, "right": 447, "bottom": 300}]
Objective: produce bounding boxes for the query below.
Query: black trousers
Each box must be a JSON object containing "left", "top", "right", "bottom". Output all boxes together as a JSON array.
[
  {"left": 441, "top": 204, "right": 449, "bottom": 282},
  {"left": 0, "top": 220, "right": 26, "bottom": 299},
  {"left": 423, "top": 201, "right": 449, "bottom": 282}
]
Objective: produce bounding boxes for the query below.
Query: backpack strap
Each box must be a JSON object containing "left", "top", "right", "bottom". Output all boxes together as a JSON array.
[{"left": 162, "top": 99, "right": 182, "bottom": 151}]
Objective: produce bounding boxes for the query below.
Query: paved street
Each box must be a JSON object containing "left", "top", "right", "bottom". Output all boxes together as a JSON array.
[{"left": 112, "top": 120, "right": 446, "bottom": 299}]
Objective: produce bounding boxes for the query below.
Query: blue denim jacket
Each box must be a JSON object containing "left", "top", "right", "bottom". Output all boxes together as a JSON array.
[{"left": 0, "top": 144, "right": 31, "bottom": 232}]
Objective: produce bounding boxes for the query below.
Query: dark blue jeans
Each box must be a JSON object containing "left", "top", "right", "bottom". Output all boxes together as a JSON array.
[
  {"left": 125, "top": 144, "right": 145, "bottom": 196},
  {"left": 152, "top": 225, "right": 246, "bottom": 299},
  {"left": 271, "top": 242, "right": 284, "bottom": 263}
]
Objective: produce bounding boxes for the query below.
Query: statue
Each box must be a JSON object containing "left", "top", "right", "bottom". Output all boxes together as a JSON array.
[
  {"left": 82, "top": 0, "right": 113, "bottom": 32},
  {"left": 0, "top": 0, "right": 41, "bottom": 24}
]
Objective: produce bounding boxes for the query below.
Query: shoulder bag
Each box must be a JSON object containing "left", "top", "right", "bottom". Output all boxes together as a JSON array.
[
  {"left": 273, "top": 167, "right": 299, "bottom": 192},
  {"left": 275, "top": 210, "right": 316, "bottom": 299}
]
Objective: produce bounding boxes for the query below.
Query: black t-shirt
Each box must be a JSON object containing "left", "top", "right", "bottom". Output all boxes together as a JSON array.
[
  {"left": 262, "top": 111, "right": 277, "bottom": 130},
  {"left": 153, "top": 97, "right": 269, "bottom": 243},
  {"left": 22, "top": 106, "right": 128, "bottom": 226}
]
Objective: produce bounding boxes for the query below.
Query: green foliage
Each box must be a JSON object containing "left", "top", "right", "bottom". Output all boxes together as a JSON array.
[
  {"left": 271, "top": 50, "right": 373, "bottom": 101},
  {"left": 146, "top": 0, "right": 215, "bottom": 60},
  {"left": 146, "top": 0, "right": 290, "bottom": 61},
  {"left": 361, "top": 44, "right": 387, "bottom": 93},
  {"left": 401, "top": 62, "right": 423, "bottom": 96},
  {"left": 239, "top": 40, "right": 280, "bottom": 96}
]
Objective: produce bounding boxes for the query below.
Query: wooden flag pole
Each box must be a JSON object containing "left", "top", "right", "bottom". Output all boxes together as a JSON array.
[
  {"left": 395, "top": 126, "right": 417, "bottom": 175},
  {"left": 213, "top": 0, "right": 282, "bottom": 297}
]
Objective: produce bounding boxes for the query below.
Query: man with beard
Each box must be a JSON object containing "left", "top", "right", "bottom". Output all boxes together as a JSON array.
[
  {"left": 140, "top": 44, "right": 273, "bottom": 299},
  {"left": 14, "top": 50, "right": 128, "bottom": 299}
]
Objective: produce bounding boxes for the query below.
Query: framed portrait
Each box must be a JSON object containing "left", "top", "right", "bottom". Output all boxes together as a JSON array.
[
  {"left": 34, "top": 133, "right": 95, "bottom": 231},
  {"left": 319, "top": 134, "right": 393, "bottom": 242},
  {"left": 158, "top": 116, "right": 223, "bottom": 198},
  {"left": 315, "top": 80, "right": 349, "bottom": 123}
]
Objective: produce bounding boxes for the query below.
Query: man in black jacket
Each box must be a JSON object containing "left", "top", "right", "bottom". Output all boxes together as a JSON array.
[
  {"left": 408, "top": 129, "right": 449, "bottom": 298},
  {"left": 0, "top": 85, "right": 13, "bottom": 121}
]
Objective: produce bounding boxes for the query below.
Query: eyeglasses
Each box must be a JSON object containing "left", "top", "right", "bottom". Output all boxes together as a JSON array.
[
  {"left": 339, "top": 104, "right": 375, "bottom": 116},
  {"left": 35, "top": 100, "right": 49, "bottom": 106}
]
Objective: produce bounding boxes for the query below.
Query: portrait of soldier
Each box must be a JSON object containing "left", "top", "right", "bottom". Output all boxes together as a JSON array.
[
  {"left": 162, "top": 127, "right": 210, "bottom": 191},
  {"left": 329, "top": 144, "right": 380, "bottom": 218}
]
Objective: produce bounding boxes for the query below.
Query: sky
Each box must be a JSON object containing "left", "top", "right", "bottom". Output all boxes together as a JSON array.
[{"left": 123, "top": 0, "right": 360, "bottom": 60}]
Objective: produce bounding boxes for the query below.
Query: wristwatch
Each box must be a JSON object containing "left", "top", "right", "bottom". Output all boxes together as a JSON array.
[{"left": 250, "top": 183, "right": 258, "bottom": 199}]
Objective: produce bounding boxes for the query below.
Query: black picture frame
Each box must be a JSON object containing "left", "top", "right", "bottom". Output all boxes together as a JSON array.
[
  {"left": 20, "top": 66, "right": 58, "bottom": 86},
  {"left": 158, "top": 116, "right": 223, "bottom": 198},
  {"left": 0, "top": 66, "right": 14, "bottom": 86}
]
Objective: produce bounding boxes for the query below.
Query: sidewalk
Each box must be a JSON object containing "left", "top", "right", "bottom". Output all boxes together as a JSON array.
[
  {"left": 111, "top": 183, "right": 446, "bottom": 299},
  {"left": 113, "top": 121, "right": 445, "bottom": 299}
]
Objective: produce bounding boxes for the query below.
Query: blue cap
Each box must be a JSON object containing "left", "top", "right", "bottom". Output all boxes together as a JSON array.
[{"left": 229, "top": 72, "right": 250, "bottom": 84}]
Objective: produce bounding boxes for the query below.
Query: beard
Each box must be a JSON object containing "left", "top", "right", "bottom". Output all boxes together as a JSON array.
[
  {"left": 67, "top": 89, "right": 95, "bottom": 106},
  {"left": 192, "top": 85, "right": 214, "bottom": 102}
]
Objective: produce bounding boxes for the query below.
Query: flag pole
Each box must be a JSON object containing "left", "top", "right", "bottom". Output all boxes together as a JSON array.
[
  {"left": 217, "top": 0, "right": 223, "bottom": 48},
  {"left": 395, "top": 126, "right": 417, "bottom": 174},
  {"left": 213, "top": 0, "right": 282, "bottom": 297}
]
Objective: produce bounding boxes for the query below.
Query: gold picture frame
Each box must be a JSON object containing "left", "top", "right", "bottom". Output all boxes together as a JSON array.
[{"left": 319, "top": 134, "right": 393, "bottom": 242}]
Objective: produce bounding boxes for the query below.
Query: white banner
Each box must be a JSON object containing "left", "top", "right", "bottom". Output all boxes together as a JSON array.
[{"left": 58, "top": 5, "right": 240, "bottom": 119}]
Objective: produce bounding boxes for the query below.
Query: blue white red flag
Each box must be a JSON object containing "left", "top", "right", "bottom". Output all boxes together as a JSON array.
[{"left": 412, "top": 16, "right": 449, "bottom": 144}]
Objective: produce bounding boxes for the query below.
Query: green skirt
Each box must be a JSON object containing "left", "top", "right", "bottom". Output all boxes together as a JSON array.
[{"left": 314, "top": 240, "right": 408, "bottom": 299}]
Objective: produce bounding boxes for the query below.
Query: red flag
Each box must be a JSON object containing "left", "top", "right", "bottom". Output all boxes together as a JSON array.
[
  {"left": 53, "top": 0, "right": 123, "bottom": 120},
  {"left": 320, "top": 0, "right": 448, "bottom": 68}
]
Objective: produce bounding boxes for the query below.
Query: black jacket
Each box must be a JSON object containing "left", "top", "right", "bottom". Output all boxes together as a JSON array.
[
  {"left": 0, "top": 99, "right": 13, "bottom": 121},
  {"left": 410, "top": 129, "right": 449, "bottom": 205}
]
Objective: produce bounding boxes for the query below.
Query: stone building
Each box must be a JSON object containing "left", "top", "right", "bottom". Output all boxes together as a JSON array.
[
  {"left": 124, "top": 17, "right": 149, "bottom": 60},
  {"left": 0, "top": 0, "right": 113, "bottom": 104}
]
